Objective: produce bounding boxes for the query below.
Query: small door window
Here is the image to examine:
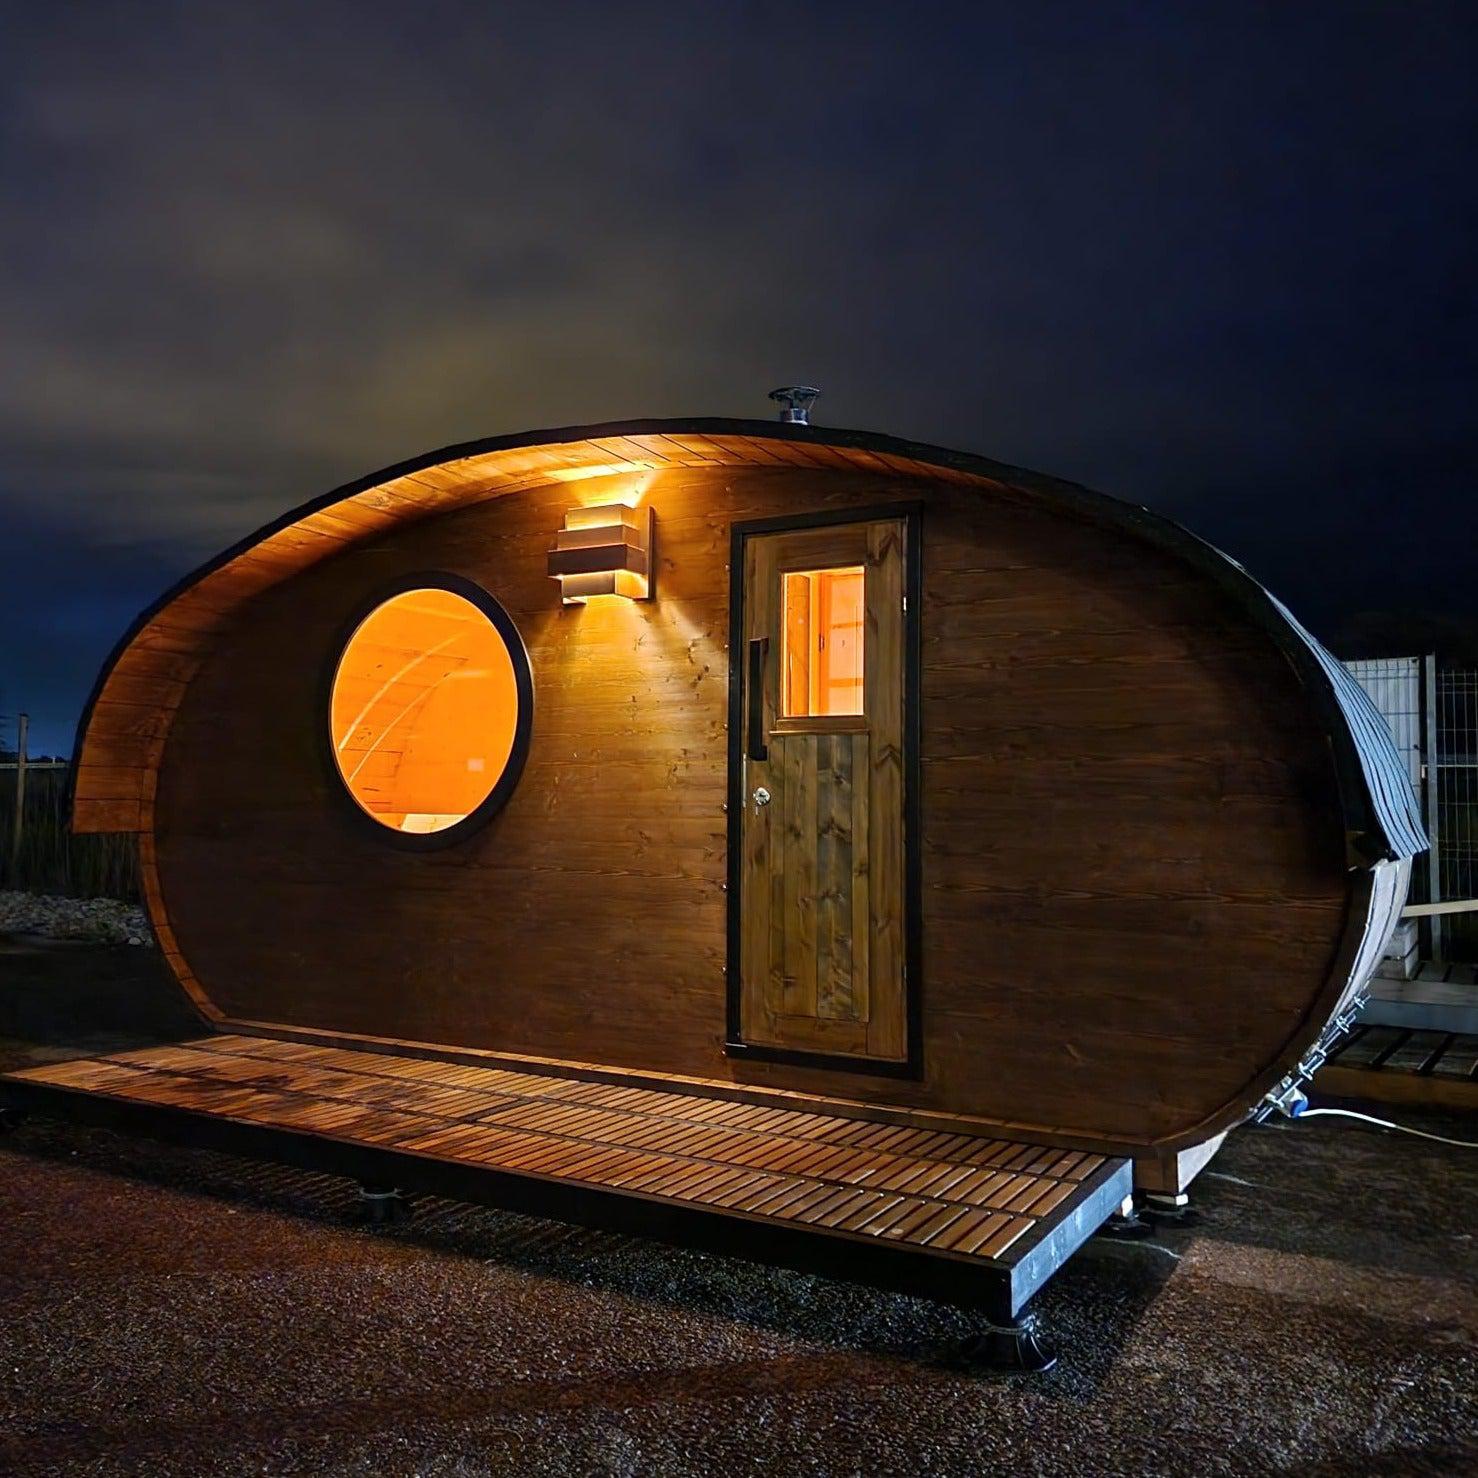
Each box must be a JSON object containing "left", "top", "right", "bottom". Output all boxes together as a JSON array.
[{"left": 782, "top": 566, "right": 864, "bottom": 717}]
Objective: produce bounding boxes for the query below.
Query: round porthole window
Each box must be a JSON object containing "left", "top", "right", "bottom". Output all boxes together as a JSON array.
[{"left": 328, "top": 576, "right": 532, "bottom": 842}]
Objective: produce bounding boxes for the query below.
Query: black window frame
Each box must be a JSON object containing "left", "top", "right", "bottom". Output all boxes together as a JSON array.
[{"left": 323, "top": 571, "right": 535, "bottom": 851}]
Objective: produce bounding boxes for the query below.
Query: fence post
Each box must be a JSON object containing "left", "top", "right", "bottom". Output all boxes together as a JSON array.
[
  {"left": 9, "top": 711, "right": 26, "bottom": 881},
  {"left": 1423, "top": 656, "right": 1443, "bottom": 963}
]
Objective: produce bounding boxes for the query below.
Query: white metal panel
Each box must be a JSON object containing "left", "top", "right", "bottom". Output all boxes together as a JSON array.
[{"left": 1345, "top": 656, "right": 1422, "bottom": 795}]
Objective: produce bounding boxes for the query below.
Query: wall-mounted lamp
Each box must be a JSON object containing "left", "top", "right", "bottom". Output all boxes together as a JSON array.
[{"left": 548, "top": 503, "right": 655, "bottom": 604}]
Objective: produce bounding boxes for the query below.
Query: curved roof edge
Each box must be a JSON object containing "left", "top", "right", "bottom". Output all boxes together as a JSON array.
[
  {"left": 1263, "top": 594, "right": 1429, "bottom": 860},
  {"left": 69, "top": 415, "right": 1428, "bottom": 864}
]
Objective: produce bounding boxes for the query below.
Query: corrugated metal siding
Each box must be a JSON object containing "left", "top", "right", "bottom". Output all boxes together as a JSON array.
[
  {"left": 1344, "top": 657, "right": 1423, "bottom": 800},
  {"left": 1267, "top": 597, "right": 1430, "bottom": 862}
]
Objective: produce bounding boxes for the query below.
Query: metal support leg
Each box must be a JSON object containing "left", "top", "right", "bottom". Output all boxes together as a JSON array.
[
  {"left": 959, "top": 1310, "right": 1058, "bottom": 1373},
  {"left": 358, "top": 1182, "right": 407, "bottom": 1224},
  {"left": 1141, "top": 1191, "right": 1200, "bottom": 1227},
  {"left": 1095, "top": 1193, "right": 1155, "bottom": 1241}
]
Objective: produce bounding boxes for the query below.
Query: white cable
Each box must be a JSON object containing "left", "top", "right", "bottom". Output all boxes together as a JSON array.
[{"left": 1299, "top": 1106, "right": 1478, "bottom": 1149}]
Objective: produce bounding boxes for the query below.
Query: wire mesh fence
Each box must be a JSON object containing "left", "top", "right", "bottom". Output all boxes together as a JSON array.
[
  {"left": 1346, "top": 657, "right": 1478, "bottom": 963},
  {"left": 1345, "top": 656, "right": 1427, "bottom": 903},
  {"left": 1434, "top": 666, "right": 1478, "bottom": 961}
]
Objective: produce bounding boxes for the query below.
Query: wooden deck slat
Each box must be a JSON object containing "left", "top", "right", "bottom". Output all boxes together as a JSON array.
[
  {"left": 4, "top": 1036, "right": 1124, "bottom": 1276},
  {"left": 928, "top": 1205, "right": 1000, "bottom": 1252},
  {"left": 914, "top": 1203, "right": 972, "bottom": 1245},
  {"left": 707, "top": 1173, "right": 777, "bottom": 1209},
  {"left": 182, "top": 1036, "right": 1082, "bottom": 1168},
  {"left": 878, "top": 1201, "right": 946, "bottom": 1241},
  {"left": 978, "top": 1217, "right": 1034, "bottom": 1259},
  {"left": 952, "top": 1212, "right": 1014, "bottom": 1255},
  {"left": 127, "top": 1046, "right": 1058, "bottom": 1206},
  {"left": 1020, "top": 1179, "right": 1078, "bottom": 1220}
]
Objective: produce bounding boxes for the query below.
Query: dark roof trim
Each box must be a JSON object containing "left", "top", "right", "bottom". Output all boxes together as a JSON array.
[{"left": 71, "top": 416, "right": 1429, "bottom": 864}]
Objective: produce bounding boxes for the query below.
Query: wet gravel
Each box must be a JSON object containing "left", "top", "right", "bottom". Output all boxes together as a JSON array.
[{"left": 1, "top": 942, "right": 1474, "bottom": 1475}]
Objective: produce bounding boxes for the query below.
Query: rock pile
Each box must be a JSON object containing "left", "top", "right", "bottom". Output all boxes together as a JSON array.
[{"left": 0, "top": 891, "right": 154, "bottom": 947}]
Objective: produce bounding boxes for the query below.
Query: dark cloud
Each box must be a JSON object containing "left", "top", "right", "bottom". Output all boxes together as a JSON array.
[
  {"left": 0, "top": 501, "right": 191, "bottom": 756},
  {"left": 2, "top": 1, "right": 1475, "bottom": 754}
]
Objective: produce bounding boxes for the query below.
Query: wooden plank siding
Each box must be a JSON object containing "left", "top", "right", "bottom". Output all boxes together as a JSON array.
[
  {"left": 75, "top": 433, "right": 962, "bottom": 831},
  {"left": 122, "top": 445, "right": 1363, "bottom": 1152}
]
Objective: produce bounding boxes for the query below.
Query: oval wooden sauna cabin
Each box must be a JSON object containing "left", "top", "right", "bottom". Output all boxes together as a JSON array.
[{"left": 5, "top": 415, "right": 1426, "bottom": 1359}]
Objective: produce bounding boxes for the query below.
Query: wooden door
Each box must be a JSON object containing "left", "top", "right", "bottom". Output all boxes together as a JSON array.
[{"left": 729, "top": 512, "right": 917, "bottom": 1070}]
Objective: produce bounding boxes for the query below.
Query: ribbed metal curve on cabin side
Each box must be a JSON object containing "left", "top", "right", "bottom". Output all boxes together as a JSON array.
[{"left": 1264, "top": 593, "right": 1430, "bottom": 863}]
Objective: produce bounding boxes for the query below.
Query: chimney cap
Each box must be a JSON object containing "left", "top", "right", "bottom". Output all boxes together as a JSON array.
[{"left": 768, "top": 386, "right": 821, "bottom": 424}]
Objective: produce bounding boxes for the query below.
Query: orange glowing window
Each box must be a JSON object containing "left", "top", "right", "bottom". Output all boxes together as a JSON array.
[
  {"left": 782, "top": 566, "right": 865, "bottom": 717},
  {"left": 329, "top": 583, "right": 529, "bottom": 836}
]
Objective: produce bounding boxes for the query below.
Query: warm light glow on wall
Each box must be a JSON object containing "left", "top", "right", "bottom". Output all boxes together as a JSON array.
[
  {"left": 546, "top": 460, "right": 651, "bottom": 485},
  {"left": 548, "top": 502, "right": 654, "bottom": 604}
]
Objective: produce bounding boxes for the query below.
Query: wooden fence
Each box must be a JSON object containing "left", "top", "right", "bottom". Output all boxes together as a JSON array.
[{"left": 0, "top": 761, "right": 140, "bottom": 900}]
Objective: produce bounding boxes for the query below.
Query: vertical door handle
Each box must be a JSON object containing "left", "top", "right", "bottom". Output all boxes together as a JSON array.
[{"left": 747, "top": 636, "right": 769, "bottom": 761}]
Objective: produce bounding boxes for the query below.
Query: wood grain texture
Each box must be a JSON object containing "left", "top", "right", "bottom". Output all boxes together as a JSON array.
[
  {"left": 7, "top": 1035, "right": 1118, "bottom": 1270},
  {"left": 74, "top": 431, "right": 976, "bottom": 831},
  {"left": 137, "top": 460, "right": 1367, "bottom": 1150},
  {"left": 737, "top": 519, "right": 906, "bottom": 1061},
  {"left": 865, "top": 519, "right": 907, "bottom": 1062}
]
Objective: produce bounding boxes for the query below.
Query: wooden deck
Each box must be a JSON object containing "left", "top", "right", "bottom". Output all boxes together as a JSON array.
[
  {"left": 1, "top": 1035, "right": 1131, "bottom": 1321},
  {"left": 1317, "top": 1023, "right": 1478, "bottom": 1110}
]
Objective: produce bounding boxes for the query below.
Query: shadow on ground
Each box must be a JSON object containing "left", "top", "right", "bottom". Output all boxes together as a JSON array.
[
  {"left": 0, "top": 934, "right": 197, "bottom": 1059},
  {"left": 1, "top": 942, "right": 1474, "bottom": 1476}
]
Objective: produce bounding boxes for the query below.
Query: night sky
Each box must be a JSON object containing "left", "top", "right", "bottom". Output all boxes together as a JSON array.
[{"left": 2, "top": 2, "right": 1474, "bottom": 756}]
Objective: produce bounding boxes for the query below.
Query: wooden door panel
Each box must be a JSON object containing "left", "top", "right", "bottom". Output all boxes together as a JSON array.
[
  {"left": 777, "top": 733, "right": 818, "bottom": 1018},
  {"left": 733, "top": 513, "right": 913, "bottom": 1068},
  {"left": 817, "top": 731, "right": 867, "bottom": 1024}
]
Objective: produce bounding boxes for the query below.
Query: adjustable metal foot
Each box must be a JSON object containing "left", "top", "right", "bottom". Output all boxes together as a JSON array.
[
  {"left": 1097, "top": 1208, "right": 1155, "bottom": 1240},
  {"left": 358, "top": 1182, "right": 407, "bottom": 1224},
  {"left": 0, "top": 1107, "right": 27, "bottom": 1135},
  {"left": 959, "top": 1311, "right": 1058, "bottom": 1373},
  {"left": 1141, "top": 1192, "right": 1200, "bottom": 1228},
  {"left": 1096, "top": 1193, "right": 1155, "bottom": 1241}
]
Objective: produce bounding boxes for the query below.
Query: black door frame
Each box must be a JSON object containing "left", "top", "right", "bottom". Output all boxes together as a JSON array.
[{"left": 723, "top": 502, "right": 924, "bottom": 1079}]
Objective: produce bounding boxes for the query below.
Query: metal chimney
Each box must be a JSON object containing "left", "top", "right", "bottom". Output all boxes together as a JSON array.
[{"left": 768, "top": 386, "right": 820, "bottom": 424}]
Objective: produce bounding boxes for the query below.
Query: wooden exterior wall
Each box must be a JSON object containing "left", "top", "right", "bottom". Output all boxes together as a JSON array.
[{"left": 143, "top": 461, "right": 1359, "bottom": 1151}]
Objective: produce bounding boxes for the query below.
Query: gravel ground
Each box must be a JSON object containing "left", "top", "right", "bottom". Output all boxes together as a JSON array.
[
  {"left": 1, "top": 942, "right": 1474, "bottom": 1476},
  {"left": 0, "top": 891, "right": 153, "bottom": 947}
]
